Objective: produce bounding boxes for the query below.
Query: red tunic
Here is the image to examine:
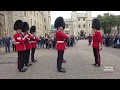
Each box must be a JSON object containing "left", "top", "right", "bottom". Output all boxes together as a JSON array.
[
  {"left": 13, "top": 32, "right": 26, "bottom": 51},
  {"left": 56, "top": 30, "right": 69, "bottom": 50},
  {"left": 92, "top": 31, "right": 102, "bottom": 48},
  {"left": 30, "top": 36, "right": 39, "bottom": 49},
  {"left": 24, "top": 33, "right": 33, "bottom": 50}
]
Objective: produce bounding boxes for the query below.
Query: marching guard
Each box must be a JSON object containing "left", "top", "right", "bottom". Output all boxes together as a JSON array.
[
  {"left": 22, "top": 22, "right": 34, "bottom": 67},
  {"left": 30, "top": 26, "right": 39, "bottom": 63},
  {"left": 92, "top": 18, "right": 102, "bottom": 67},
  {"left": 13, "top": 20, "right": 28, "bottom": 72},
  {"left": 54, "top": 17, "right": 69, "bottom": 73}
]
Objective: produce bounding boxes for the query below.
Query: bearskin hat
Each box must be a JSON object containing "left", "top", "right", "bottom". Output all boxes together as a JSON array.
[
  {"left": 30, "top": 26, "right": 36, "bottom": 33},
  {"left": 14, "top": 20, "right": 23, "bottom": 30},
  {"left": 92, "top": 18, "right": 100, "bottom": 30},
  {"left": 54, "top": 17, "right": 64, "bottom": 29},
  {"left": 22, "top": 22, "right": 29, "bottom": 32},
  {"left": 63, "top": 22, "right": 65, "bottom": 29}
]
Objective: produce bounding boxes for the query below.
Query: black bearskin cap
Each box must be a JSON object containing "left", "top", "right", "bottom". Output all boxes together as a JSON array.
[
  {"left": 30, "top": 26, "right": 36, "bottom": 33},
  {"left": 63, "top": 22, "right": 65, "bottom": 29},
  {"left": 14, "top": 20, "right": 23, "bottom": 30},
  {"left": 54, "top": 17, "right": 64, "bottom": 28},
  {"left": 22, "top": 22, "right": 29, "bottom": 32},
  {"left": 92, "top": 18, "right": 100, "bottom": 30}
]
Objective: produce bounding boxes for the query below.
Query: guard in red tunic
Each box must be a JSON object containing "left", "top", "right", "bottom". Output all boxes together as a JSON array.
[
  {"left": 92, "top": 18, "right": 102, "bottom": 67},
  {"left": 54, "top": 17, "right": 69, "bottom": 73},
  {"left": 30, "top": 26, "right": 39, "bottom": 62},
  {"left": 13, "top": 20, "right": 28, "bottom": 72},
  {"left": 22, "top": 22, "right": 34, "bottom": 67}
]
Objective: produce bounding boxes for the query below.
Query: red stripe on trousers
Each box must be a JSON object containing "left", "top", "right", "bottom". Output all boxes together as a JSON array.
[{"left": 96, "top": 48, "right": 100, "bottom": 65}]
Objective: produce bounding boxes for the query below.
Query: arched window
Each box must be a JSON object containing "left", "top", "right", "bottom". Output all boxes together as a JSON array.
[{"left": 83, "top": 24, "right": 85, "bottom": 28}]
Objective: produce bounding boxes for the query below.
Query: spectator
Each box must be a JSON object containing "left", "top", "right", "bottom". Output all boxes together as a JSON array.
[
  {"left": 12, "top": 37, "right": 16, "bottom": 52},
  {"left": 48, "top": 37, "right": 53, "bottom": 49},
  {"left": 45, "top": 35, "right": 49, "bottom": 49},
  {"left": 37, "top": 36, "right": 41, "bottom": 48},
  {"left": 105, "top": 34, "right": 110, "bottom": 47},
  {"left": 41, "top": 37, "right": 45, "bottom": 48},
  {"left": 2, "top": 36, "right": 5, "bottom": 45},
  {"left": 52, "top": 36, "right": 56, "bottom": 48},
  {"left": 88, "top": 34, "right": 92, "bottom": 45},
  {"left": 0, "top": 37, "right": 2, "bottom": 47},
  {"left": 4, "top": 34, "right": 11, "bottom": 53}
]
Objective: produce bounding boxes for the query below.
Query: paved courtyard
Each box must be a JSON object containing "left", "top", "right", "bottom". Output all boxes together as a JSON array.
[{"left": 0, "top": 40, "right": 120, "bottom": 79}]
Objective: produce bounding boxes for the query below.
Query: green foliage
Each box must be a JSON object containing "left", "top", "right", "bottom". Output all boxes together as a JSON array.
[{"left": 97, "top": 13, "right": 120, "bottom": 34}]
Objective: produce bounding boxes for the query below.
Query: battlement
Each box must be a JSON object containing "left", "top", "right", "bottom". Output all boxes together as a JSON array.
[
  {"left": 77, "top": 12, "right": 87, "bottom": 17},
  {"left": 64, "top": 18, "right": 71, "bottom": 21}
]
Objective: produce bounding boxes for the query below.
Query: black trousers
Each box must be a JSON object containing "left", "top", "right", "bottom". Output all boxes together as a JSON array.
[
  {"left": 12, "top": 44, "right": 16, "bottom": 52},
  {"left": 93, "top": 48, "right": 100, "bottom": 65},
  {"left": 18, "top": 51, "right": 26, "bottom": 70},
  {"left": 105, "top": 40, "right": 109, "bottom": 47},
  {"left": 31, "top": 48, "right": 35, "bottom": 61},
  {"left": 49, "top": 44, "right": 51, "bottom": 48},
  {"left": 46, "top": 43, "right": 49, "bottom": 49},
  {"left": 57, "top": 50, "right": 64, "bottom": 70},
  {"left": 89, "top": 40, "right": 91, "bottom": 45},
  {"left": 25, "top": 49, "right": 30, "bottom": 65}
]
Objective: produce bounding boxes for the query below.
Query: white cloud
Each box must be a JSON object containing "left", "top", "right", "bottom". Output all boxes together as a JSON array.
[{"left": 50, "top": 11, "right": 120, "bottom": 24}]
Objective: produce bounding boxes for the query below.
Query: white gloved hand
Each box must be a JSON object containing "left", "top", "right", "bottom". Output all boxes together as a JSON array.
[
  {"left": 17, "top": 37, "right": 21, "bottom": 40},
  {"left": 99, "top": 46, "right": 102, "bottom": 50},
  {"left": 24, "top": 35, "right": 29, "bottom": 38},
  {"left": 33, "top": 37, "right": 35, "bottom": 39},
  {"left": 27, "top": 38, "right": 30, "bottom": 40}
]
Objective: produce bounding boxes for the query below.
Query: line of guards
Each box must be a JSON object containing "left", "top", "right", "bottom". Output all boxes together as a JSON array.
[{"left": 13, "top": 16, "right": 102, "bottom": 73}]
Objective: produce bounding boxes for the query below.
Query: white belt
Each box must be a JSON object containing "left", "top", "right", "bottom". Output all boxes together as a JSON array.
[
  {"left": 15, "top": 42, "right": 20, "bottom": 44},
  {"left": 30, "top": 41, "right": 36, "bottom": 43},
  {"left": 57, "top": 41, "right": 64, "bottom": 43}
]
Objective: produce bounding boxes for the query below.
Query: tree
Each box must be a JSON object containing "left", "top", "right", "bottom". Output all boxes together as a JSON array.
[
  {"left": 116, "top": 15, "right": 120, "bottom": 34},
  {"left": 97, "top": 14, "right": 117, "bottom": 34}
]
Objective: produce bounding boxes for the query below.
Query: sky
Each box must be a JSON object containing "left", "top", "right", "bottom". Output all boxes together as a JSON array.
[{"left": 50, "top": 11, "right": 120, "bottom": 24}]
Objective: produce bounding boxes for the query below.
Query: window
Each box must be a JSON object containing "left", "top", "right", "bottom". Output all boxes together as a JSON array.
[
  {"left": 38, "top": 22, "right": 39, "bottom": 29},
  {"left": 45, "top": 25, "right": 46, "bottom": 29},
  {"left": 83, "top": 24, "right": 85, "bottom": 28},
  {"left": 83, "top": 18, "right": 85, "bottom": 21},
  {"left": 40, "top": 15, "right": 41, "bottom": 22},
  {"left": 37, "top": 13, "right": 38, "bottom": 19},
  {"left": 78, "top": 18, "right": 80, "bottom": 21},
  {"left": 89, "top": 24, "right": 90, "bottom": 27},
  {"left": 24, "top": 11, "right": 26, "bottom": 17},
  {"left": 31, "top": 19, "right": 32, "bottom": 26},
  {"left": 66, "top": 24, "right": 69, "bottom": 28},
  {"left": 44, "top": 18, "right": 46, "bottom": 22},
  {"left": 78, "top": 25, "right": 81, "bottom": 28},
  {"left": 34, "top": 11, "right": 35, "bottom": 16},
  {"left": 34, "top": 21, "right": 36, "bottom": 26},
  {"left": 30, "top": 11, "right": 32, "bottom": 14}
]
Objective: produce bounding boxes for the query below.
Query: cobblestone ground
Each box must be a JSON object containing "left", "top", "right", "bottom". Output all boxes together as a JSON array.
[{"left": 0, "top": 40, "right": 120, "bottom": 79}]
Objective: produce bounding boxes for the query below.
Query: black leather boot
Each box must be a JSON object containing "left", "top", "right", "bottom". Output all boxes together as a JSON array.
[
  {"left": 57, "top": 68, "right": 66, "bottom": 73},
  {"left": 62, "top": 59, "right": 66, "bottom": 63},
  {"left": 19, "top": 68, "right": 26, "bottom": 72},
  {"left": 32, "top": 59, "right": 37, "bottom": 63}
]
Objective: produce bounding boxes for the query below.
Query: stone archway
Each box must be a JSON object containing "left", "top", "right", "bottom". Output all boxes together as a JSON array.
[
  {"left": 0, "top": 13, "right": 5, "bottom": 37},
  {"left": 0, "top": 22, "right": 3, "bottom": 37},
  {"left": 80, "top": 30, "right": 84, "bottom": 36}
]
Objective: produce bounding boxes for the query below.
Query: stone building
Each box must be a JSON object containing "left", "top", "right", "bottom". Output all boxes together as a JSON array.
[
  {"left": 64, "top": 11, "right": 93, "bottom": 36},
  {"left": 0, "top": 11, "right": 51, "bottom": 37}
]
